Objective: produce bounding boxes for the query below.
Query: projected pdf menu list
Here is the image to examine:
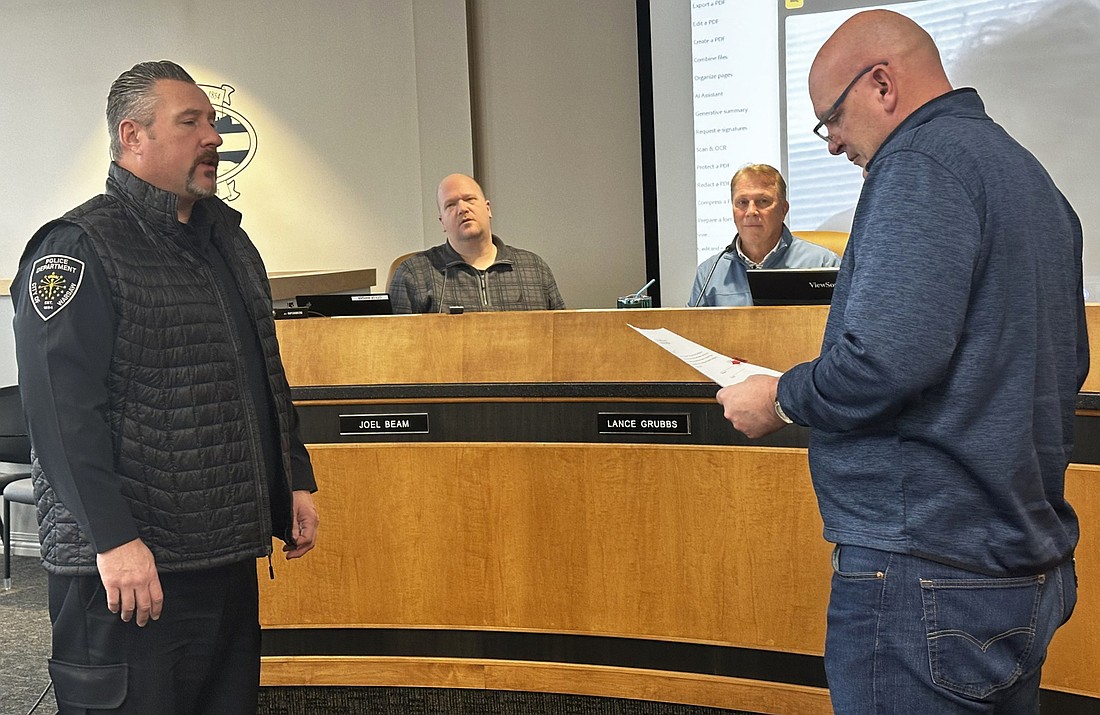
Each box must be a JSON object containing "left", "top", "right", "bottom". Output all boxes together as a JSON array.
[{"left": 691, "top": 0, "right": 781, "bottom": 259}]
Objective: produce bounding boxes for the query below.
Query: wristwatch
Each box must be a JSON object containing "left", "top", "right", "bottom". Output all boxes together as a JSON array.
[{"left": 774, "top": 398, "right": 793, "bottom": 425}]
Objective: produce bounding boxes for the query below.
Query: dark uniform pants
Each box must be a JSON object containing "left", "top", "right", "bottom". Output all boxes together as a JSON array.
[{"left": 47, "top": 559, "right": 260, "bottom": 715}]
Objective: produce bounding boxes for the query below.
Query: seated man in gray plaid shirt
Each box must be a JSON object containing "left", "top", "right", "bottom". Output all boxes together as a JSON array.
[{"left": 390, "top": 173, "right": 566, "bottom": 313}]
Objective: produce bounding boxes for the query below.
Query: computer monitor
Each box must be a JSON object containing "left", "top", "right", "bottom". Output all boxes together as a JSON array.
[
  {"left": 294, "top": 293, "right": 394, "bottom": 317},
  {"left": 746, "top": 268, "right": 838, "bottom": 306}
]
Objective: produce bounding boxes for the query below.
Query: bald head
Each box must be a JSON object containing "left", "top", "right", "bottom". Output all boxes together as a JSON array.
[
  {"left": 437, "top": 173, "right": 493, "bottom": 249},
  {"left": 809, "top": 10, "right": 953, "bottom": 170},
  {"left": 436, "top": 173, "right": 485, "bottom": 211}
]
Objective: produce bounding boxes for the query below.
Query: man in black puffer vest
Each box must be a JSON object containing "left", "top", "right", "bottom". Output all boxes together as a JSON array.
[{"left": 11, "top": 61, "right": 319, "bottom": 715}]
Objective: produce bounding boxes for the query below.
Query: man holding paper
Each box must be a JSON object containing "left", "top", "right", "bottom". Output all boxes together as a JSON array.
[{"left": 716, "top": 10, "right": 1088, "bottom": 713}]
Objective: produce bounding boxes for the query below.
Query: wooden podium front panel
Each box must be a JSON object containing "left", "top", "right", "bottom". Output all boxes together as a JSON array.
[
  {"left": 258, "top": 658, "right": 835, "bottom": 714},
  {"left": 549, "top": 308, "right": 832, "bottom": 383},
  {"left": 258, "top": 447, "right": 1100, "bottom": 704},
  {"left": 265, "top": 306, "right": 1100, "bottom": 708},
  {"left": 261, "top": 447, "right": 1100, "bottom": 703},
  {"left": 274, "top": 305, "right": 1100, "bottom": 391},
  {"left": 260, "top": 442, "right": 831, "bottom": 655},
  {"left": 274, "top": 307, "right": 832, "bottom": 387},
  {"left": 1043, "top": 463, "right": 1100, "bottom": 696}
]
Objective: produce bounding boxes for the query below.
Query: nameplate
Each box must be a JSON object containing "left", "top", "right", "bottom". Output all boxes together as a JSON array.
[
  {"left": 273, "top": 307, "right": 309, "bottom": 320},
  {"left": 597, "top": 412, "right": 691, "bottom": 435},
  {"left": 340, "top": 413, "right": 430, "bottom": 435}
]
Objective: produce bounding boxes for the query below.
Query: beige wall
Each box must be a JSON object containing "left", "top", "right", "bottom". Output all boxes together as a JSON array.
[
  {"left": 0, "top": 0, "right": 648, "bottom": 383},
  {"left": 0, "top": 0, "right": 470, "bottom": 279},
  {"left": 0, "top": 0, "right": 644, "bottom": 306},
  {"left": 466, "top": 0, "right": 646, "bottom": 309}
]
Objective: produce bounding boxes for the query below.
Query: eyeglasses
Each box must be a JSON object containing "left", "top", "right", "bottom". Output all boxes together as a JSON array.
[{"left": 812, "top": 62, "right": 888, "bottom": 142}]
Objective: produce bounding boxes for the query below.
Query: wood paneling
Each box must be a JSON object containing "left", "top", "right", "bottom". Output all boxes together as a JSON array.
[
  {"left": 262, "top": 307, "right": 1100, "bottom": 708},
  {"left": 260, "top": 657, "right": 834, "bottom": 715},
  {"left": 259, "top": 447, "right": 1100, "bottom": 702},
  {"left": 274, "top": 307, "right": 831, "bottom": 387},
  {"left": 275, "top": 305, "right": 1100, "bottom": 392},
  {"left": 260, "top": 443, "right": 831, "bottom": 654},
  {"left": 1043, "top": 463, "right": 1100, "bottom": 696}
]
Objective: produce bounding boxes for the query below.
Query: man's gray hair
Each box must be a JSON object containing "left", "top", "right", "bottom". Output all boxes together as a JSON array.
[
  {"left": 106, "top": 61, "right": 195, "bottom": 161},
  {"left": 730, "top": 163, "right": 788, "bottom": 204}
]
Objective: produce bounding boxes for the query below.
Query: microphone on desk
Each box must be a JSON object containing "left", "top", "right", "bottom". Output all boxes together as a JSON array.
[
  {"left": 691, "top": 242, "right": 736, "bottom": 307},
  {"left": 438, "top": 268, "right": 450, "bottom": 314},
  {"left": 434, "top": 268, "right": 466, "bottom": 314}
]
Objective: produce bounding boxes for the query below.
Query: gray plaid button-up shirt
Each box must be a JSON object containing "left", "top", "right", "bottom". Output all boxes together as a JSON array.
[{"left": 390, "top": 235, "right": 565, "bottom": 313}]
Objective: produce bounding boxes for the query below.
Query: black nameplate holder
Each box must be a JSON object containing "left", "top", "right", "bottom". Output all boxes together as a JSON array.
[
  {"left": 340, "top": 413, "right": 430, "bottom": 435},
  {"left": 598, "top": 412, "right": 691, "bottom": 435},
  {"left": 273, "top": 307, "right": 309, "bottom": 320}
]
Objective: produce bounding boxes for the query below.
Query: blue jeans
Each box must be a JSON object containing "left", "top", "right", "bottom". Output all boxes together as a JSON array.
[{"left": 825, "top": 545, "right": 1076, "bottom": 714}]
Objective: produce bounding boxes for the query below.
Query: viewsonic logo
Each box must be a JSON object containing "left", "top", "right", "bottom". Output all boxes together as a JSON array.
[{"left": 199, "top": 83, "right": 258, "bottom": 202}]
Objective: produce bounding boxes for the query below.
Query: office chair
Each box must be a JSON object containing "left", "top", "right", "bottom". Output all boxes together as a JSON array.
[
  {"left": 386, "top": 251, "right": 420, "bottom": 292},
  {"left": 3, "top": 476, "right": 34, "bottom": 587},
  {"left": 791, "top": 230, "right": 849, "bottom": 257},
  {"left": 0, "top": 385, "right": 32, "bottom": 590}
]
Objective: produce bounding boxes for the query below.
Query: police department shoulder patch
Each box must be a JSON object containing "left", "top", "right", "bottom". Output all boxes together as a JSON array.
[{"left": 29, "top": 254, "right": 85, "bottom": 321}]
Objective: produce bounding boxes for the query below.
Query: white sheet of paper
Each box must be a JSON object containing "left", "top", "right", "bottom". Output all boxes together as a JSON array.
[{"left": 629, "top": 325, "right": 782, "bottom": 387}]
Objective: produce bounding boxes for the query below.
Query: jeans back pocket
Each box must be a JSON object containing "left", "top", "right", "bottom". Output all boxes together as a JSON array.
[{"left": 919, "top": 574, "right": 1043, "bottom": 699}]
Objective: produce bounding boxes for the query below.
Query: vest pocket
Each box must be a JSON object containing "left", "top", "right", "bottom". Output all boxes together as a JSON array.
[{"left": 919, "top": 574, "right": 1043, "bottom": 699}]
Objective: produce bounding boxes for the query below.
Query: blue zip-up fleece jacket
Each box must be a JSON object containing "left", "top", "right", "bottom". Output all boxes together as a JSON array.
[
  {"left": 689, "top": 226, "right": 841, "bottom": 307},
  {"left": 778, "top": 89, "right": 1089, "bottom": 576}
]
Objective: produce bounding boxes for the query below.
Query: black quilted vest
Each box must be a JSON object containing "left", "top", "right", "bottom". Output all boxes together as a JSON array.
[{"left": 28, "top": 163, "right": 296, "bottom": 575}]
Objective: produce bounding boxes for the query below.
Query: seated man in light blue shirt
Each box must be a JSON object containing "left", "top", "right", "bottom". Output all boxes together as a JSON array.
[{"left": 690, "top": 164, "right": 841, "bottom": 306}]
